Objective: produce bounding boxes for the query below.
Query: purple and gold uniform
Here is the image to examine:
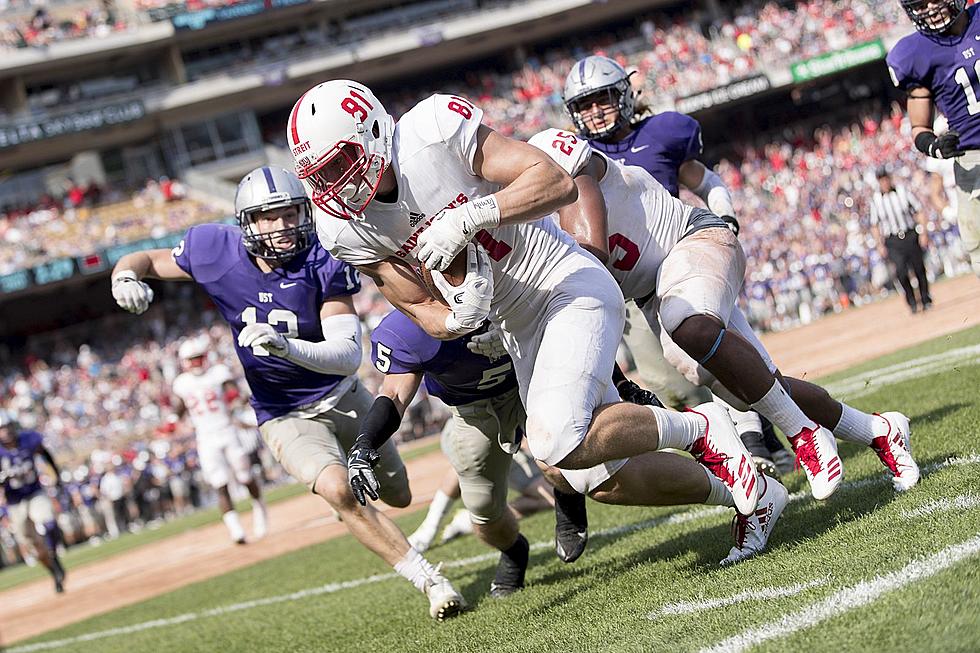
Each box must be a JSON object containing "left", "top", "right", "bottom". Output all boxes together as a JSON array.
[
  {"left": 173, "top": 223, "right": 360, "bottom": 424},
  {"left": 587, "top": 112, "right": 703, "bottom": 197}
]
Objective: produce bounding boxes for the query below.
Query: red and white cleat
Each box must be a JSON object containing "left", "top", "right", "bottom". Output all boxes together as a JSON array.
[
  {"left": 871, "top": 412, "right": 920, "bottom": 492},
  {"left": 788, "top": 426, "right": 842, "bottom": 500},
  {"left": 689, "top": 404, "right": 760, "bottom": 516},
  {"left": 721, "top": 474, "right": 788, "bottom": 566}
]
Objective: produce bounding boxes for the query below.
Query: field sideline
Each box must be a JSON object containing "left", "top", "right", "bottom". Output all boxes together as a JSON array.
[{"left": 6, "top": 324, "right": 980, "bottom": 653}]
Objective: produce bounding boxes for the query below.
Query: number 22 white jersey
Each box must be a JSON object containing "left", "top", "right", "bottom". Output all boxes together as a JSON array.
[
  {"left": 172, "top": 365, "right": 236, "bottom": 442},
  {"left": 314, "top": 94, "right": 591, "bottom": 321},
  {"left": 527, "top": 128, "right": 693, "bottom": 302}
]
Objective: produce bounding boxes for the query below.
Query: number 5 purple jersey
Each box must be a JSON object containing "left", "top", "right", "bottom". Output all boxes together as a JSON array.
[
  {"left": 888, "top": 4, "right": 980, "bottom": 150},
  {"left": 370, "top": 310, "right": 516, "bottom": 406},
  {"left": 173, "top": 223, "right": 361, "bottom": 424}
]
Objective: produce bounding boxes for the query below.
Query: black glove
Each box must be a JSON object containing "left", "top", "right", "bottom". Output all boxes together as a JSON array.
[
  {"left": 919, "top": 129, "right": 966, "bottom": 159},
  {"left": 720, "top": 215, "right": 740, "bottom": 236},
  {"left": 615, "top": 378, "right": 664, "bottom": 408},
  {"left": 347, "top": 436, "right": 382, "bottom": 506}
]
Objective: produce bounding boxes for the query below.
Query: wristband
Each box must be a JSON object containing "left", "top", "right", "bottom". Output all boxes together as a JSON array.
[{"left": 467, "top": 194, "right": 502, "bottom": 230}]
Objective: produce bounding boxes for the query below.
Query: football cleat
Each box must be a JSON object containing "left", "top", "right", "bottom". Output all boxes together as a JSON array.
[
  {"left": 408, "top": 522, "right": 439, "bottom": 553},
  {"left": 489, "top": 534, "right": 529, "bottom": 598},
  {"left": 688, "top": 404, "right": 760, "bottom": 515},
  {"left": 425, "top": 573, "right": 466, "bottom": 621},
  {"left": 788, "top": 425, "right": 842, "bottom": 500},
  {"left": 870, "top": 412, "right": 920, "bottom": 492},
  {"left": 554, "top": 489, "right": 588, "bottom": 563},
  {"left": 439, "top": 509, "right": 474, "bottom": 544},
  {"left": 720, "top": 475, "right": 788, "bottom": 566},
  {"left": 753, "top": 455, "right": 779, "bottom": 478}
]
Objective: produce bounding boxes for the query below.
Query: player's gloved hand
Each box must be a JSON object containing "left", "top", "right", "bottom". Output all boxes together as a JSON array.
[
  {"left": 928, "top": 129, "right": 966, "bottom": 159},
  {"left": 111, "top": 270, "right": 155, "bottom": 315},
  {"left": 237, "top": 323, "right": 288, "bottom": 356},
  {"left": 466, "top": 322, "right": 508, "bottom": 360},
  {"left": 720, "top": 215, "right": 740, "bottom": 237},
  {"left": 615, "top": 378, "right": 664, "bottom": 408},
  {"left": 416, "top": 195, "right": 501, "bottom": 271},
  {"left": 436, "top": 244, "right": 495, "bottom": 336},
  {"left": 347, "top": 436, "right": 381, "bottom": 506}
]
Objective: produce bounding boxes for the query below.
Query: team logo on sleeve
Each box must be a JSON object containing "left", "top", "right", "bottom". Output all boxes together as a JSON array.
[{"left": 409, "top": 211, "right": 425, "bottom": 227}]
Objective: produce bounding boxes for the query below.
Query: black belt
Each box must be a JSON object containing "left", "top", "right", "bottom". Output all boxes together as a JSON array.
[{"left": 886, "top": 228, "right": 917, "bottom": 240}]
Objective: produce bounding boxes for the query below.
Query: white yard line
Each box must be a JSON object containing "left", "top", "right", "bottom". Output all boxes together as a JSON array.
[
  {"left": 12, "top": 452, "right": 980, "bottom": 653},
  {"left": 902, "top": 493, "right": 980, "bottom": 519},
  {"left": 647, "top": 579, "right": 828, "bottom": 622},
  {"left": 699, "top": 532, "right": 980, "bottom": 653},
  {"left": 822, "top": 343, "right": 980, "bottom": 399}
]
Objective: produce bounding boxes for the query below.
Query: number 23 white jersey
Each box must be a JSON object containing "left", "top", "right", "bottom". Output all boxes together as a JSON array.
[
  {"left": 314, "top": 94, "right": 587, "bottom": 320},
  {"left": 172, "top": 365, "right": 236, "bottom": 440},
  {"left": 527, "top": 128, "right": 693, "bottom": 302}
]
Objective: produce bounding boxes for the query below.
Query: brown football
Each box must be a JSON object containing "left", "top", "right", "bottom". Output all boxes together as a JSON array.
[{"left": 418, "top": 249, "right": 468, "bottom": 304}]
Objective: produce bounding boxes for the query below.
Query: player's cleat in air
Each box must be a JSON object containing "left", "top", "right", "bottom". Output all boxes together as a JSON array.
[
  {"left": 871, "top": 412, "right": 920, "bottom": 492},
  {"left": 689, "top": 403, "right": 760, "bottom": 515},
  {"left": 52, "top": 558, "right": 66, "bottom": 594},
  {"left": 490, "top": 534, "right": 529, "bottom": 598},
  {"left": 439, "top": 509, "right": 473, "bottom": 544},
  {"left": 788, "top": 425, "right": 842, "bottom": 500},
  {"left": 720, "top": 475, "right": 788, "bottom": 566},
  {"left": 554, "top": 489, "right": 588, "bottom": 563},
  {"left": 425, "top": 571, "right": 466, "bottom": 621}
]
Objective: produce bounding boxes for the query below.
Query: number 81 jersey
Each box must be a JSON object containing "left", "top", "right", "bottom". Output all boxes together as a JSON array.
[
  {"left": 173, "top": 223, "right": 361, "bottom": 425},
  {"left": 887, "top": 4, "right": 980, "bottom": 151}
]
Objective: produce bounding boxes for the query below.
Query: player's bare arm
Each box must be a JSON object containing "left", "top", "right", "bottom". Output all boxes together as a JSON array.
[
  {"left": 558, "top": 155, "right": 610, "bottom": 263},
  {"left": 113, "top": 248, "right": 192, "bottom": 282},
  {"left": 473, "top": 125, "right": 577, "bottom": 225},
  {"left": 908, "top": 88, "right": 965, "bottom": 159}
]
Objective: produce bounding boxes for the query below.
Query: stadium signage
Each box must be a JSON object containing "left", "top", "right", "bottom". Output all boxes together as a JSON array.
[
  {"left": 0, "top": 101, "right": 145, "bottom": 150},
  {"left": 790, "top": 39, "right": 887, "bottom": 83},
  {"left": 172, "top": 0, "right": 310, "bottom": 30},
  {"left": 675, "top": 75, "right": 772, "bottom": 114}
]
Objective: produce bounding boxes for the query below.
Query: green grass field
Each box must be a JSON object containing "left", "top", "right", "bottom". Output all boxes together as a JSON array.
[{"left": 10, "top": 328, "right": 980, "bottom": 653}]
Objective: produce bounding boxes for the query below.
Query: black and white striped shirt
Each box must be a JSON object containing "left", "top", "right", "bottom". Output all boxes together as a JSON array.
[{"left": 870, "top": 185, "right": 921, "bottom": 238}]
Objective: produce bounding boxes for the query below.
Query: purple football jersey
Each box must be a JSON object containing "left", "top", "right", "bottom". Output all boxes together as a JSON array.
[
  {"left": 174, "top": 223, "right": 361, "bottom": 425},
  {"left": 588, "top": 112, "right": 703, "bottom": 197},
  {"left": 0, "top": 430, "right": 44, "bottom": 504},
  {"left": 888, "top": 5, "right": 980, "bottom": 150},
  {"left": 370, "top": 311, "right": 517, "bottom": 406}
]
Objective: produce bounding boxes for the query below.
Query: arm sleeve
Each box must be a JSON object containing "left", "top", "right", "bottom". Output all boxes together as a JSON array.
[
  {"left": 527, "top": 128, "right": 593, "bottom": 177},
  {"left": 282, "top": 313, "right": 363, "bottom": 377}
]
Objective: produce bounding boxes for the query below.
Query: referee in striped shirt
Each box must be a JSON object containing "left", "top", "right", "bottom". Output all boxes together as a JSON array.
[{"left": 871, "top": 167, "right": 932, "bottom": 313}]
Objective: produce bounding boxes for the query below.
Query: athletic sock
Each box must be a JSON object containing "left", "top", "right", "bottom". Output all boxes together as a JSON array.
[
  {"left": 832, "top": 403, "right": 878, "bottom": 445},
  {"left": 222, "top": 511, "right": 246, "bottom": 542},
  {"left": 421, "top": 490, "right": 454, "bottom": 530},
  {"left": 395, "top": 547, "right": 441, "bottom": 593},
  {"left": 650, "top": 406, "right": 705, "bottom": 451},
  {"left": 702, "top": 467, "right": 736, "bottom": 507},
  {"left": 750, "top": 380, "right": 816, "bottom": 438}
]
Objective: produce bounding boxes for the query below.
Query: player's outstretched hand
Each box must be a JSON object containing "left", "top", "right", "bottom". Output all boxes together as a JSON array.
[
  {"left": 347, "top": 436, "right": 382, "bottom": 506},
  {"left": 466, "top": 322, "right": 507, "bottom": 360},
  {"left": 238, "top": 323, "right": 288, "bottom": 356},
  {"left": 933, "top": 130, "right": 966, "bottom": 159},
  {"left": 111, "top": 271, "right": 155, "bottom": 315},
  {"left": 437, "top": 244, "right": 494, "bottom": 335}
]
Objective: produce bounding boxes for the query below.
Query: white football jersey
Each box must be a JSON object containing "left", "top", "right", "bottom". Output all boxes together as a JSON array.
[
  {"left": 315, "top": 94, "right": 583, "bottom": 320},
  {"left": 527, "top": 128, "right": 693, "bottom": 301},
  {"left": 172, "top": 365, "right": 236, "bottom": 440}
]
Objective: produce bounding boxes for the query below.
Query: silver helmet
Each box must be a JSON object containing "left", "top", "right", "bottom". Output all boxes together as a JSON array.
[
  {"left": 562, "top": 55, "right": 636, "bottom": 140},
  {"left": 235, "top": 166, "right": 314, "bottom": 264}
]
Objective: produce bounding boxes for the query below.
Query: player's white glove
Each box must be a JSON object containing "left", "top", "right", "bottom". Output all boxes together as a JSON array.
[
  {"left": 416, "top": 195, "right": 501, "bottom": 271},
  {"left": 237, "top": 323, "right": 288, "bottom": 356},
  {"left": 111, "top": 270, "right": 155, "bottom": 315},
  {"left": 433, "top": 244, "right": 494, "bottom": 336},
  {"left": 466, "top": 323, "right": 507, "bottom": 360}
]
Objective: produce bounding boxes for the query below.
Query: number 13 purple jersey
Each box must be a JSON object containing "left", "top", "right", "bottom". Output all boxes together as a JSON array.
[
  {"left": 173, "top": 223, "right": 361, "bottom": 425},
  {"left": 888, "top": 4, "right": 980, "bottom": 150}
]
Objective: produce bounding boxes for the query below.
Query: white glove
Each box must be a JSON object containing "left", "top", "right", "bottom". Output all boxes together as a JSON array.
[
  {"left": 238, "top": 323, "right": 288, "bottom": 356},
  {"left": 111, "top": 270, "right": 155, "bottom": 315},
  {"left": 435, "top": 243, "right": 494, "bottom": 336},
  {"left": 467, "top": 323, "right": 508, "bottom": 360},
  {"left": 416, "top": 195, "right": 501, "bottom": 271}
]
